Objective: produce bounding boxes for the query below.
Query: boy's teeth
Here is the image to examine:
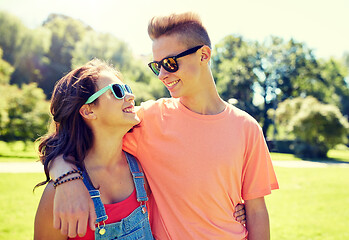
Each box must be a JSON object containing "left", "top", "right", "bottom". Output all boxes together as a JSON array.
[{"left": 167, "top": 80, "right": 179, "bottom": 87}]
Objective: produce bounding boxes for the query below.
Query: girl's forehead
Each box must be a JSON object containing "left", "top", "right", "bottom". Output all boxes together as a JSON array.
[{"left": 97, "top": 71, "right": 123, "bottom": 87}]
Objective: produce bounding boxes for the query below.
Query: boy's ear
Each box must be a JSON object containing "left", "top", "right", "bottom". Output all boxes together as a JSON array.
[
  {"left": 200, "top": 45, "right": 211, "bottom": 63},
  {"left": 79, "top": 104, "right": 96, "bottom": 120}
]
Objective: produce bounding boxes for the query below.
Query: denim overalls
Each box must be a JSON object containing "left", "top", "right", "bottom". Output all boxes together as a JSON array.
[{"left": 81, "top": 152, "right": 154, "bottom": 240}]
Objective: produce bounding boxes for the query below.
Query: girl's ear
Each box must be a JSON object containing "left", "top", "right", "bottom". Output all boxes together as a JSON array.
[
  {"left": 200, "top": 45, "right": 211, "bottom": 63},
  {"left": 79, "top": 104, "right": 96, "bottom": 120}
]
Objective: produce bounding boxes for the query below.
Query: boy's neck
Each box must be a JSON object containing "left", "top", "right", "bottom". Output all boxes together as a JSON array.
[
  {"left": 179, "top": 73, "right": 226, "bottom": 115},
  {"left": 179, "top": 91, "right": 226, "bottom": 115}
]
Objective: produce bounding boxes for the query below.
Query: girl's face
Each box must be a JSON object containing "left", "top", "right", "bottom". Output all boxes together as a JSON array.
[{"left": 91, "top": 70, "right": 140, "bottom": 129}]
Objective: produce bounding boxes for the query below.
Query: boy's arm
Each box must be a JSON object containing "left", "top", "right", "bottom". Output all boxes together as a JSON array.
[
  {"left": 49, "top": 156, "right": 96, "bottom": 237},
  {"left": 245, "top": 197, "right": 270, "bottom": 240}
]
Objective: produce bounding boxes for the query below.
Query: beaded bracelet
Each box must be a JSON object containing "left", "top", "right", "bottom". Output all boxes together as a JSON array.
[
  {"left": 53, "top": 175, "right": 84, "bottom": 188},
  {"left": 54, "top": 169, "right": 83, "bottom": 185}
]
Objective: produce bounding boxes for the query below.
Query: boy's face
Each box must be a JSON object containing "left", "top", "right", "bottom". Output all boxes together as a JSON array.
[{"left": 151, "top": 35, "right": 203, "bottom": 99}]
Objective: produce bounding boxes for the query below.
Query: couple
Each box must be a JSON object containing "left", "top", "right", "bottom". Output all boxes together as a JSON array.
[{"left": 34, "top": 12, "right": 278, "bottom": 240}]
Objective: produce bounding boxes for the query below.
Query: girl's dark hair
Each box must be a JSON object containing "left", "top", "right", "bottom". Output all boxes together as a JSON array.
[{"left": 35, "top": 59, "right": 121, "bottom": 189}]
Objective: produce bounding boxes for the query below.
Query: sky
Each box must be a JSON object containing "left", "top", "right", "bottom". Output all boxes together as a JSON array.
[{"left": 0, "top": 0, "right": 348, "bottom": 59}]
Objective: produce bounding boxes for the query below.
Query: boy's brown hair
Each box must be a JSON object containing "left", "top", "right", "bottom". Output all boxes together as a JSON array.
[{"left": 148, "top": 12, "right": 211, "bottom": 49}]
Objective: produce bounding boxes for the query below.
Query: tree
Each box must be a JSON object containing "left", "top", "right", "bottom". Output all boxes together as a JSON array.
[
  {"left": 71, "top": 31, "right": 168, "bottom": 104},
  {"left": 273, "top": 97, "right": 349, "bottom": 158},
  {"left": 10, "top": 27, "right": 51, "bottom": 86},
  {"left": 0, "top": 11, "right": 27, "bottom": 64},
  {"left": 0, "top": 48, "right": 14, "bottom": 84},
  {"left": 71, "top": 31, "right": 133, "bottom": 73},
  {"left": 40, "top": 14, "right": 89, "bottom": 97},
  {"left": 252, "top": 37, "right": 322, "bottom": 137},
  {"left": 212, "top": 35, "right": 259, "bottom": 119},
  {"left": 317, "top": 58, "right": 349, "bottom": 121},
  {"left": 0, "top": 11, "right": 51, "bottom": 87},
  {"left": 0, "top": 83, "right": 50, "bottom": 141}
]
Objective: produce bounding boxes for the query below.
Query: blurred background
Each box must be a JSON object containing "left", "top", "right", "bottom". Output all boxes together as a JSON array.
[{"left": 0, "top": 0, "right": 348, "bottom": 239}]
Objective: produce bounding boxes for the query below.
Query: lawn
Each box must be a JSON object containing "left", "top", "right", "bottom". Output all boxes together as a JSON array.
[
  {"left": 270, "top": 149, "right": 349, "bottom": 163},
  {"left": 0, "top": 173, "right": 45, "bottom": 240},
  {"left": 0, "top": 141, "right": 38, "bottom": 162},
  {"left": 2, "top": 140, "right": 348, "bottom": 163},
  {"left": 266, "top": 167, "right": 349, "bottom": 240},
  {"left": 0, "top": 141, "right": 349, "bottom": 239},
  {"left": 1, "top": 167, "right": 348, "bottom": 240}
]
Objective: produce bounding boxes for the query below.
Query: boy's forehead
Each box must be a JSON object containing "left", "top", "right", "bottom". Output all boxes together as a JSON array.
[{"left": 152, "top": 35, "right": 186, "bottom": 60}]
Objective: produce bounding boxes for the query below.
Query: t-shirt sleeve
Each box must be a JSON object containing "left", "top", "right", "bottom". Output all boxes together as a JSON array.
[
  {"left": 241, "top": 121, "right": 279, "bottom": 200},
  {"left": 122, "top": 106, "right": 144, "bottom": 156}
]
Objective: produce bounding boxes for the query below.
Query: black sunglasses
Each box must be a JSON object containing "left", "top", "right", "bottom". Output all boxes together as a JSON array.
[{"left": 148, "top": 45, "right": 203, "bottom": 76}]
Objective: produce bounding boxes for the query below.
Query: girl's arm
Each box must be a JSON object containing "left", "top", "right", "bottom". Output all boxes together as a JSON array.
[{"left": 34, "top": 182, "right": 68, "bottom": 240}]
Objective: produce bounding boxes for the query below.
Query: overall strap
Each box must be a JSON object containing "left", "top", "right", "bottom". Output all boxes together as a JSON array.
[
  {"left": 124, "top": 152, "right": 148, "bottom": 202},
  {"left": 81, "top": 170, "right": 108, "bottom": 223}
]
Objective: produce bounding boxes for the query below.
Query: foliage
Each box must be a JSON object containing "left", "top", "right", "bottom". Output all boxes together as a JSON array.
[
  {"left": 0, "top": 48, "right": 14, "bottom": 84},
  {"left": 272, "top": 97, "right": 349, "bottom": 157},
  {"left": 1, "top": 11, "right": 349, "bottom": 143},
  {"left": 212, "top": 35, "right": 259, "bottom": 119},
  {"left": 252, "top": 37, "right": 322, "bottom": 135},
  {"left": 38, "top": 13, "right": 90, "bottom": 97},
  {"left": 0, "top": 11, "right": 27, "bottom": 64},
  {"left": 10, "top": 27, "right": 51, "bottom": 86},
  {"left": 0, "top": 83, "right": 50, "bottom": 141},
  {"left": 212, "top": 34, "right": 349, "bottom": 139},
  {"left": 318, "top": 58, "right": 349, "bottom": 120},
  {"left": 71, "top": 31, "right": 132, "bottom": 72}
]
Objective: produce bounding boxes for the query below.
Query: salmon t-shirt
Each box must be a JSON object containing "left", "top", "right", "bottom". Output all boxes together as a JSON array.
[{"left": 123, "top": 98, "right": 279, "bottom": 240}]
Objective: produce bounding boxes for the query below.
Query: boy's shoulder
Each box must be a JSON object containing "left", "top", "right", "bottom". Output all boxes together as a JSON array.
[{"left": 140, "top": 98, "right": 177, "bottom": 111}]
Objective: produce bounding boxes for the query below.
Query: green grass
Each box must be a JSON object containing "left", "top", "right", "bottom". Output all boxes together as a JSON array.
[
  {"left": 0, "top": 173, "right": 45, "bottom": 240},
  {"left": 270, "top": 152, "right": 303, "bottom": 161},
  {"left": 1, "top": 168, "right": 348, "bottom": 240},
  {"left": 327, "top": 149, "right": 349, "bottom": 162},
  {"left": 0, "top": 141, "right": 349, "bottom": 239},
  {"left": 266, "top": 167, "right": 349, "bottom": 240},
  {"left": 1, "top": 140, "right": 348, "bottom": 163},
  {"left": 0, "top": 141, "right": 39, "bottom": 162},
  {"left": 270, "top": 149, "right": 349, "bottom": 163}
]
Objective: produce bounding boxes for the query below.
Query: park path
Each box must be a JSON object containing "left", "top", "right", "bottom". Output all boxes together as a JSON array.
[
  {"left": 0, "top": 160, "right": 348, "bottom": 173},
  {"left": 272, "top": 160, "right": 349, "bottom": 168},
  {"left": 0, "top": 161, "right": 43, "bottom": 173}
]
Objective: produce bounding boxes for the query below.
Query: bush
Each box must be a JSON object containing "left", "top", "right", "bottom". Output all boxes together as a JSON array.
[
  {"left": 268, "top": 140, "right": 294, "bottom": 154},
  {"left": 273, "top": 97, "right": 349, "bottom": 158},
  {"left": 0, "top": 83, "right": 50, "bottom": 141}
]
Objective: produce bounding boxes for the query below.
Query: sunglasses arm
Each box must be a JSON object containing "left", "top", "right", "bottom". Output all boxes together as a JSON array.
[{"left": 85, "top": 85, "right": 112, "bottom": 104}]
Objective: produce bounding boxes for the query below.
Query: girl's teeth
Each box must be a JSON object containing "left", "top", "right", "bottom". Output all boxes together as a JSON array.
[{"left": 123, "top": 108, "right": 133, "bottom": 113}]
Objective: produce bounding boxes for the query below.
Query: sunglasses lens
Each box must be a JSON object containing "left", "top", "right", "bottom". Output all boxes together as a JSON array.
[
  {"left": 149, "top": 62, "right": 160, "bottom": 75},
  {"left": 163, "top": 58, "right": 178, "bottom": 72},
  {"left": 112, "top": 84, "right": 124, "bottom": 98},
  {"left": 125, "top": 84, "right": 132, "bottom": 94}
]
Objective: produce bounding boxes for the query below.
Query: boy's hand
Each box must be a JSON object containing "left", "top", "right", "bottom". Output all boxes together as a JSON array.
[{"left": 53, "top": 180, "right": 96, "bottom": 238}]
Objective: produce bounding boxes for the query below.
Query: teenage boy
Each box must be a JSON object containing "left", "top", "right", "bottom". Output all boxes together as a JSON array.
[{"left": 50, "top": 12, "right": 278, "bottom": 240}]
